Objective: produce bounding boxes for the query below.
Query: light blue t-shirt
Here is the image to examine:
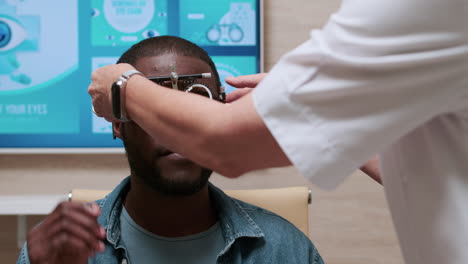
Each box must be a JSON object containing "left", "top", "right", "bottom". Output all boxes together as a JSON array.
[{"left": 120, "top": 206, "right": 225, "bottom": 264}]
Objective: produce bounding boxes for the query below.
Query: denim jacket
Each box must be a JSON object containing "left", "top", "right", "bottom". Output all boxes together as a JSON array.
[{"left": 18, "top": 177, "right": 324, "bottom": 264}]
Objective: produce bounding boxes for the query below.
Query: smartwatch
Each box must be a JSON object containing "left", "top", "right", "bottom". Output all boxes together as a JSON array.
[{"left": 111, "top": 69, "right": 144, "bottom": 121}]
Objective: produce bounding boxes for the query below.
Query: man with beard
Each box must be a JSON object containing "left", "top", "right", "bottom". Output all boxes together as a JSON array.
[{"left": 18, "top": 36, "right": 324, "bottom": 264}]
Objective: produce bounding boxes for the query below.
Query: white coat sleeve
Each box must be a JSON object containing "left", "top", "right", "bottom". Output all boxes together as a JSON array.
[{"left": 253, "top": 0, "right": 468, "bottom": 189}]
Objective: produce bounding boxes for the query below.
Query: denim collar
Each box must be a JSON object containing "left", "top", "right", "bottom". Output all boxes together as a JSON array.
[
  {"left": 208, "top": 181, "right": 264, "bottom": 256},
  {"left": 97, "top": 177, "right": 265, "bottom": 257},
  {"left": 96, "top": 177, "right": 130, "bottom": 247}
]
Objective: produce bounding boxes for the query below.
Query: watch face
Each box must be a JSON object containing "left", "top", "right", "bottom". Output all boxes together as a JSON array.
[{"left": 111, "top": 81, "right": 121, "bottom": 119}]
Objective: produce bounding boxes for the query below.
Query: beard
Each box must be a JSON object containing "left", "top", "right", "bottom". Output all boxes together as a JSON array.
[{"left": 122, "top": 126, "right": 212, "bottom": 196}]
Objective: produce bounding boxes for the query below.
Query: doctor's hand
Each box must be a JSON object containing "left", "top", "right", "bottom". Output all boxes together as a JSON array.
[
  {"left": 360, "top": 156, "right": 382, "bottom": 184},
  {"left": 88, "top": 63, "right": 135, "bottom": 122},
  {"left": 225, "top": 73, "right": 267, "bottom": 103},
  {"left": 27, "top": 202, "right": 106, "bottom": 264}
]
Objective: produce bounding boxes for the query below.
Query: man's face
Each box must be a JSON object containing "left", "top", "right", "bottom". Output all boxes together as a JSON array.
[{"left": 115, "top": 53, "right": 219, "bottom": 196}]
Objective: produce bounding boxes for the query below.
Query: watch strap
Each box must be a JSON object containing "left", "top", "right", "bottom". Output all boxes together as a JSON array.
[
  {"left": 120, "top": 69, "right": 143, "bottom": 121},
  {"left": 122, "top": 69, "right": 143, "bottom": 80},
  {"left": 111, "top": 69, "right": 143, "bottom": 121}
]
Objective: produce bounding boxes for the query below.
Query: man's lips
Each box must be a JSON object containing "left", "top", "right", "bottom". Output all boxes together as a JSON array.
[
  {"left": 158, "top": 152, "right": 188, "bottom": 163},
  {"left": 159, "top": 149, "right": 186, "bottom": 160},
  {"left": 159, "top": 149, "right": 173, "bottom": 157}
]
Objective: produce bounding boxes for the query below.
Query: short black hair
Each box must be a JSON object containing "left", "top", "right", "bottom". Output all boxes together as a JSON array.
[{"left": 117, "top": 35, "right": 221, "bottom": 90}]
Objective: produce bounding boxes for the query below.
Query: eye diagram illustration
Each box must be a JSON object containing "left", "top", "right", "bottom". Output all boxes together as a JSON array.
[
  {"left": 142, "top": 29, "right": 160, "bottom": 38},
  {"left": 205, "top": 3, "right": 255, "bottom": 45},
  {"left": 91, "top": 0, "right": 167, "bottom": 46},
  {"left": 0, "top": 0, "right": 77, "bottom": 94},
  {"left": 0, "top": 17, "right": 27, "bottom": 52},
  {"left": 0, "top": 15, "right": 32, "bottom": 85},
  {"left": 206, "top": 23, "right": 243, "bottom": 43}
]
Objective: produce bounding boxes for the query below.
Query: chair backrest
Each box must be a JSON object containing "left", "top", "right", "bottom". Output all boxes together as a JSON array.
[{"left": 69, "top": 186, "right": 311, "bottom": 235}]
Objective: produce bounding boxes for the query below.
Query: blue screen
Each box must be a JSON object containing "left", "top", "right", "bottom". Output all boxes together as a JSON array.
[{"left": 0, "top": 0, "right": 261, "bottom": 150}]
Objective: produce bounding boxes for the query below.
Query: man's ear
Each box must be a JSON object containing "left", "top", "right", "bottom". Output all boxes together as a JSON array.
[{"left": 113, "top": 122, "right": 124, "bottom": 139}]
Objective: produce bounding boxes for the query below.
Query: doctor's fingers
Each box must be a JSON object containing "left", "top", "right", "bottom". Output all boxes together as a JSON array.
[
  {"left": 89, "top": 88, "right": 117, "bottom": 122},
  {"left": 225, "top": 73, "right": 267, "bottom": 89},
  {"left": 226, "top": 88, "right": 253, "bottom": 103},
  {"left": 88, "top": 83, "right": 103, "bottom": 116}
]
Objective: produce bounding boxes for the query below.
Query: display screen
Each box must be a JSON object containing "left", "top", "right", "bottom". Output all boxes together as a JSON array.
[{"left": 0, "top": 0, "right": 262, "bottom": 152}]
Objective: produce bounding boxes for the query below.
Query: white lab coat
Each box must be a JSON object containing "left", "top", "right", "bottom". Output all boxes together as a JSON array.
[{"left": 253, "top": 0, "right": 468, "bottom": 262}]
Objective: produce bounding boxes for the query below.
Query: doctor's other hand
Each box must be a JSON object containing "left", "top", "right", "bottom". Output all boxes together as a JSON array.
[
  {"left": 27, "top": 202, "right": 106, "bottom": 264},
  {"left": 88, "top": 63, "right": 135, "bottom": 122},
  {"left": 225, "top": 73, "right": 267, "bottom": 103},
  {"left": 360, "top": 156, "right": 382, "bottom": 184}
]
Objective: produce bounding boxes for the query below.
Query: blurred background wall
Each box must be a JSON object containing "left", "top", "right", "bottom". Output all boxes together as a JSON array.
[{"left": 0, "top": 0, "right": 403, "bottom": 263}]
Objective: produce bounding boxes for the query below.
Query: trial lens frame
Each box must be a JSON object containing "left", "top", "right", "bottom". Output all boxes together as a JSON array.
[
  {"left": 112, "top": 71, "right": 225, "bottom": 139},
  {"left": 147, "top": 72, "right": 213, "bottom": 98},
  {"left": 148, "top": 72, "right": 226, "bottom": 102}
]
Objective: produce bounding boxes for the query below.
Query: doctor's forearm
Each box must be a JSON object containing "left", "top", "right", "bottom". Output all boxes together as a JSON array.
[{"left": 125, "top": 76, "right": 291, "bottom": 177}]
